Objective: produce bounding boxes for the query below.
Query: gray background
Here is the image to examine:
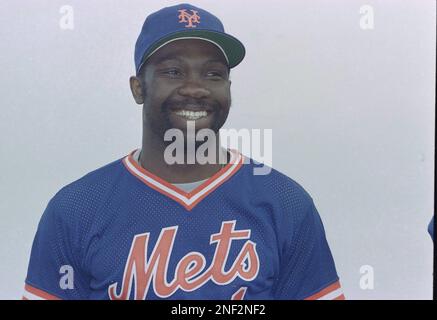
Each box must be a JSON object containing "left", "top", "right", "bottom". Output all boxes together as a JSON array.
[{"left": 0, "top": 0, "right": 434, "bottom": 299}]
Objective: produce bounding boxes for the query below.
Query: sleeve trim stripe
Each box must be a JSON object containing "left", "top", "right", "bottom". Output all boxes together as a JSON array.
[
  {"left": 304, "top": 280, "right": 343, "bottom": 300},
  {"left": 316, "top": 287, "right": 344, "bottom": 300},
  {"left": 333, "top": 294, "right": 346, "bottom": 300},
  {"left": 23, "top": 291, "right": 44, "bottom": 300},
  {"left": 24, "top": 284, "right": 61, "bottom": 300}
]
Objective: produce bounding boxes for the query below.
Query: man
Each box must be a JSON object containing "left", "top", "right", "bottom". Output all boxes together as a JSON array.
[{"left": 23, "top": 3, "right": 344, "bottom": 300}]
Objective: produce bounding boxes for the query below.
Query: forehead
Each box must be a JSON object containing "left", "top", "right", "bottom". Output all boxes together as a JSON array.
[{"left": 146, "top": 39, "right": 228, "bottom": 66}]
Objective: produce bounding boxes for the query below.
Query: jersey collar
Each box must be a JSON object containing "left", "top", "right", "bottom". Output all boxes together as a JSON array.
[{"left": 122, "top": 149, "right": 244, "bottom": 211}]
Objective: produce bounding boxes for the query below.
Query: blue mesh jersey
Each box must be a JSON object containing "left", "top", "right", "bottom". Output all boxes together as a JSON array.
[{"left": 23, "top": 149, "right": 344, "bottom": 300}]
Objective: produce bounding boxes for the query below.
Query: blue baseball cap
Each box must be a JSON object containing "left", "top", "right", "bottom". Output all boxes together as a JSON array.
[{"left": 134, "top": 3, "right": 246, "bottom": 73}]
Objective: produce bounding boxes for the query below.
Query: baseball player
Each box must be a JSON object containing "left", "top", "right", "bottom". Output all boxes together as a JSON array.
[{"left": 23, "top": 3, "right": 344, "bottom": 300}]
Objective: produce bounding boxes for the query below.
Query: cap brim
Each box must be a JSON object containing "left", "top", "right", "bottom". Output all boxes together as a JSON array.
[{"left": 138, "top": 30, "right": 245, "bottom": 72}]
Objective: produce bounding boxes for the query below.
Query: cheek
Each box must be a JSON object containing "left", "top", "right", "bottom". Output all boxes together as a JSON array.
[
  {"left": 212, "top": 83, "right": 231, "bottom": 106},
  {"left": 144, "top": 82, "right": 171, "bottom": 111},
  {"left": 224, "top": 83, "right": 232, "bottom": 102},
  {"left": 221, "top": 88, "right": 232, "bottom": 111}
]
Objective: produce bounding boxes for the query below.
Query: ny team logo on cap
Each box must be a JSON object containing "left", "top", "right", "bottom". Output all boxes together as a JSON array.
[{"left": 178, "top": 9, "right": 200, "bottom": 28}]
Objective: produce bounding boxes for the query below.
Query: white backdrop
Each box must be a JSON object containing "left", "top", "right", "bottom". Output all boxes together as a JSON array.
[{"left": 0, "top": 0, "right": 434, "bottom": 299}]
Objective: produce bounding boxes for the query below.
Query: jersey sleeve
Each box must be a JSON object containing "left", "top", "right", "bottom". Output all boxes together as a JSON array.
[
  {"left": 273, "top": 198, "right": 344, "bottom": 300},
  {"left": 23, "top": 195, "right": 91, "bottom": 300}
]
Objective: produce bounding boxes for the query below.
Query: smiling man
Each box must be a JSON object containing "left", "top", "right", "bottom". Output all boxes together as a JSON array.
[
  {"left": 131, "top": 38, "right": 233, "bottom": 183},
  {"left": 23, "top": 3, "right": 344, "bottom": 300}
]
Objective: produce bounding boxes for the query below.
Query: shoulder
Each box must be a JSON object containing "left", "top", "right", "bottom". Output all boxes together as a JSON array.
[
  {"left": 242, "top": 157, "right": 315, "bottom": 214},
  {"left": 42, "top": 156, "right": 126, "bottom": 227}
]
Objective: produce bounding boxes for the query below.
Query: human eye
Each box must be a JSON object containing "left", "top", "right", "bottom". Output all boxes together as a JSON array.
[
  {"left": 205, "top": 70, "right": 226, "bottom": 80},
  {"left": 161, "top": 68, "right": 183, "bottom": 78}
]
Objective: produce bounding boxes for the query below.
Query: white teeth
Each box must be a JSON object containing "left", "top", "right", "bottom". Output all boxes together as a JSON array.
[{"left": 174, "top": 110, "right": 208, "bottom": 120}]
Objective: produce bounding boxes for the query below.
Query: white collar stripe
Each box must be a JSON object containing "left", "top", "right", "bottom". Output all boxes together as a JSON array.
[
  {"left": 124, "top": 158, "right": 190, "bottom": 202},
  {"left": 183, "top": 152, "right": 242, "bottom": 204}
]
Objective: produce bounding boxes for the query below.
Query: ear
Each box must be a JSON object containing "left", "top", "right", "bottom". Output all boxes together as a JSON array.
[{"left": 130, "top": 76, "right": 145, "bottom": 105}]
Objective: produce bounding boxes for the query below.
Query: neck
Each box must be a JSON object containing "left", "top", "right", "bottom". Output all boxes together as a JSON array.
[{"left": 140, "top": 128, "right": 229, "bottom": 184}]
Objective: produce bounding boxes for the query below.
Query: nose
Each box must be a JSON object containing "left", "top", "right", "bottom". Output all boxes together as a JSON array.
[{"left": 177, "top": 80, "right": 210, "bottom": 99}]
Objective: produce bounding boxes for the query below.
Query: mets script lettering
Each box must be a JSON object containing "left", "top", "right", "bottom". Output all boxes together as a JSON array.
[{"left": 108, "top": 221, "right": 260, "bottom": 300}]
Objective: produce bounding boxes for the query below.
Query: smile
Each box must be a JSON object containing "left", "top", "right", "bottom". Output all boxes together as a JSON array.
[{"left": 173, "top": 110, "right": 209, "bottom": 121}]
